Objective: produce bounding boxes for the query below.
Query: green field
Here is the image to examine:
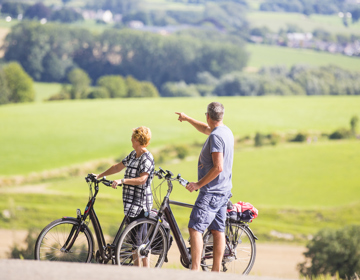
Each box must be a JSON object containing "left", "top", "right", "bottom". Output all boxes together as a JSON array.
[
  {"left": 1, "top": 138, "right": 359, "bottom": 241},
  {"left": 1, "top": 96, "right": 360, "bottom": 242},
  {"left": 247, "top": 11, "right": 360, "bottom": 35},
  {"left": 246, "top": 44, "right": 360, "bottom": 71},
  {"left": 1, "top": 96, "right": 360, "bottom": 176}
]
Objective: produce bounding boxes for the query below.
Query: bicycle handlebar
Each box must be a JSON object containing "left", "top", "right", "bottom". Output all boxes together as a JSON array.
[
  {"left": 85, "top": 174, "right": 117, "bottom": 187},
  {"left": 154, "top": 168, "right": 189, "bottom": 188}
]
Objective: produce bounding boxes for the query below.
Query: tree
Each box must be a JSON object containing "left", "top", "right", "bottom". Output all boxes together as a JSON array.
[
  {"left": 23, "top": 2, "right": 52, "bottom": 20},
  {"left": 67, "top": 68, "right": 91, "bottom": 99},
  {"left": 50, "top": 8, "right": 84, "bottom": 23},
  {"left": 298, "top": 225, "right": 360, "bottom": 279},
  {"left": 0, "top": 70, "right": 11, "bottom": 105},
  {"left": 350, "top": 115, "right": 359, "bottom": 136},
  {"left": 1, "top": 2, "right": 30, "bottom": 18},
  {"left": 96, "top": 75, "right": 127, "bottom": 98},
  {"left": 3, "top": 62, "right": 35, "bottom": 103}
]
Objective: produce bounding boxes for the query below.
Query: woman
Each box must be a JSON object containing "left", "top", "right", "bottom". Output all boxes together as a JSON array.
[{"left": 95, "top": 126, "right": 155, "bottom": 267}]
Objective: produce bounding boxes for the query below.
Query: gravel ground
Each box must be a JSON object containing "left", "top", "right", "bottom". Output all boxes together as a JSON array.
[{"left": 0, "top": 259, "right": 295, "bottom": 280}]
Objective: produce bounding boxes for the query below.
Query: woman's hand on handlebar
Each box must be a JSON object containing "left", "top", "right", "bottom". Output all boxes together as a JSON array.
[{"left": 111, "top": 179, "right": 122, "bottom": 189}]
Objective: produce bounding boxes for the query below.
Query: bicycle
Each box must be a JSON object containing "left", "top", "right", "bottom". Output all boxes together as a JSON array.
[
  {"left": 34, "top": 174, "right": 130, "bottom": 264},
  {"left": 115, "top": 167, "right": 258, "bottom": 274}
]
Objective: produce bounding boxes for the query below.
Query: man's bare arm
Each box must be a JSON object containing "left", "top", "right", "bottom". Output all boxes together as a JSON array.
[
  {"left": 186, "top": 152, "right": 223, "bottom": 192},
  {"left": 175, "top": 112, "right": 211, "bottom": 135}
]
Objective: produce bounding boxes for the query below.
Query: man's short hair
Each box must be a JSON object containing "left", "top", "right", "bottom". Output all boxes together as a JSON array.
[{"left": 207, "top": 102, "right": 224, "bottom": 121}]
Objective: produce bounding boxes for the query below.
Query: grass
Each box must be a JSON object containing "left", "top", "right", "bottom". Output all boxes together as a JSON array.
[
  {"left": 247, "top": 11, "right": 360, "bottom": 35},
  {"left": 1, "top": 96, "right": 360, "bottom": 176},
  {"left": 246, "top": 43, "right": 360, "bottom": 71},
  {"left": 1, "top": 138, "right": 359, "bottom": 241},
  {"left": 33, "top": 82, "right": 62, "bottom": 102}
]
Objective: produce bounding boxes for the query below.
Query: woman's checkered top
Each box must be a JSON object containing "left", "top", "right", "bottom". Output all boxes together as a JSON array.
[{"left": 121, "top": 150, "right": 154, "bottom": 218}]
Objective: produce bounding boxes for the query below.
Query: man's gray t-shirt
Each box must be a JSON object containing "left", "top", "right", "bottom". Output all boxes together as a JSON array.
[{"left": 198, "top": 125, "right": 234, "bottom": 194}]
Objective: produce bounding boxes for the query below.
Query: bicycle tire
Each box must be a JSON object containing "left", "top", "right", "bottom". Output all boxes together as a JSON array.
[
  {"left": 115, "top": 218, "right": 168, "bottom": 268},
  {"left": 201, "top": 222, "right": 256, "bottom": 275},
  {"left": 34, "top": 218, "right": 94, "bottom": 263}
]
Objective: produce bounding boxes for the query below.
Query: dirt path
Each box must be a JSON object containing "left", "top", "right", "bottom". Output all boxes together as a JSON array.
[{"left": 0, "top": 229, "right": 305, "bottom": 279}]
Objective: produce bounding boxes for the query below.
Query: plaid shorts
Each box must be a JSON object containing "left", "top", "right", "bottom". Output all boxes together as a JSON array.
[{"left": 188, "top": 191, "right": 231, "bottom": 234}]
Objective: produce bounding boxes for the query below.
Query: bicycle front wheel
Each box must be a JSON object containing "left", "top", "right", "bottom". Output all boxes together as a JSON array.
[
  {"left": 115, "top": 218, "right": 168, "bottom": 268},
  {"left": 34, "top": 218, "right": 93, "bottom": 262},
  {"left": 202, "top": 222, "right": 256, "bottom": 274}
]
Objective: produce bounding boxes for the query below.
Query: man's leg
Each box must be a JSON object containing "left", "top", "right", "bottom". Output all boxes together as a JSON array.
[
  {"left": 189, "top": 227, "right": 203, "bottom": 271},
  {"left": 211, "top": 230, "right": 225, "bottom": 272}
]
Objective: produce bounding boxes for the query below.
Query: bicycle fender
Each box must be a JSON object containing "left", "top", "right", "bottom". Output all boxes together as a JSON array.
[
  {"left": 60, "top": 217, "right": 96, "bottom": 252},
  {"left": 244, "top": 224, "right": 258, "bottom": 240}
]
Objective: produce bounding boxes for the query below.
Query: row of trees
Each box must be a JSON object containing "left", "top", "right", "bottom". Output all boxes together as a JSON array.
[
  {"left": 0, "top": 62, "right": 35, "bottom": 105},
  {"left": 159, "top": 64, "right": 360, "bottom": 97},
  {"left": 1, "top": 2, "right": 83, "bottom": 23},
  {"left": 49, "top": 68, "right": 159, "bottom": 100},
  {"left": 3, "top": 22, "right": 248, "bottom": 89}
]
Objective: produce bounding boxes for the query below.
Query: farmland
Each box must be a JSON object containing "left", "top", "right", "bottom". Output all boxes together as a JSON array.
[{"left": 1, "top": 96, "right": 360, "bottom": 242}]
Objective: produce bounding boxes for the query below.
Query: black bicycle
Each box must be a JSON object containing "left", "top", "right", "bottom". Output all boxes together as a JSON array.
[
  {"left": 115, "top": 168, "right": 257, "bottom": 274},
  {"left": 34, "top": 174, "right": 130, "bottom": 264}
]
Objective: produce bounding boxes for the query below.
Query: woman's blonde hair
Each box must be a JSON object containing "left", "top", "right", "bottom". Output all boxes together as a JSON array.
[{"left": 132, "top": 126, "right": 151, "bottom": 147}]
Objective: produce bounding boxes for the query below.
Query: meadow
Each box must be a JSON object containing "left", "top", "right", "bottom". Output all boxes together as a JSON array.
[
  {"left": 1, "top": 96, "right": 360, "bottom": 176},
  {"left": 246, "top": 43, "right": 360, "bottom": 71},
  {"left": 1, "top": 96, "right": 360, "bottom": 242},
  {"left": 247, "top": 11, "right": 360, "bottom": 35}
]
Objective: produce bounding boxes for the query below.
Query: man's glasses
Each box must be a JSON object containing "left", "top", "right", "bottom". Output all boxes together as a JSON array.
[{"left": 205, "top": 112, "right": 208, "bottom": 116}]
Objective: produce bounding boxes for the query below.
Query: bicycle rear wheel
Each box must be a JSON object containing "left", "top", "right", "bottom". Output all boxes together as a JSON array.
[
  {"left": 34, "top": 218, "right": 93, "bottom": 262},
  {"left": 115, "top": 218, "right": 168, "bottom": 268},
  {"left": 202, "top": 222, "right": 256, "bottom": 274}
]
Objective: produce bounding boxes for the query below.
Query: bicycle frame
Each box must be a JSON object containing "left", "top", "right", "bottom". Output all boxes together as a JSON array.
[
  {"left": 67, "top": 177, "right": 129, "bottom": 263},
  {"left": 151, "top": 176, "right": 194, "bottom": 267}
]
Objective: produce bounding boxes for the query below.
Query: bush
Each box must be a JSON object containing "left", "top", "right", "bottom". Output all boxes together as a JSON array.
[
  {"left": 87, "top": 87, "right": 110, "bottom": 99},
  {"left": 254, "top": 132, "right": 264, "bottom": 147},
  {"left": 291, "top": 132, "right": 307, "bottom": 142},
  {"left": 3, "top": 62, "right": 35, "bottom": 103},
  {"left": 161, "top": 81, "right": 200, "bottom": 97},
  {"left": 298, "top": 225, "right": 360, "bottom": 279},
  {"left": 329, "top": 128, "right": 351, "bottom": 140},
  {"left": 174, "top": 145, "right": 189, "bottom": 159},
  {"left": 97, "top": 75, "right": 127, "bottom": 98},
  {"left": 68, "top": 68, "right": 91, "bottom": 99},
  {"left": 0, "top": 70, "right": 11, "bottom": 105},
  {"left": 350, "top": 115, "right": 359, "bottom": 136},
  {"left": 47, "top": 85, "right": 71, "bottom": 101}
]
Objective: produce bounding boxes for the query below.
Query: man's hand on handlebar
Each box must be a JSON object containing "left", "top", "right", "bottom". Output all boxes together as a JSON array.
[{"left": 186, "top": 182, "right": 200, "bottom": 193}]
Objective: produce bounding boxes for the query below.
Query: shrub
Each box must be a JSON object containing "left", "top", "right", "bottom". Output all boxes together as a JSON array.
[
  {"left": 47, "top": 85, "right": 70, "bottom": 101},
  {"left": 3, "top": 62, "right": 35, "bottom": 103},
  {"left": 298, "top": 225, "right": 360, "bottom": 279},
  {"left": 87, "top": 87, "right": 110, "bottom": 99},
  {"left": 174, "top": 145, "right": 189, "bottom": 159},
  {"left": 291, "top": 132, "right": 307, "bottom": 142},
  {"left": 68, "top": 68, "right": 91, "bottom": 99},
  {"left": 254, "top": 132, "right": 264, "bottom": 147},
  {"left": 329, "top": 128, "right": 351, "bottom": 140},
  {"left": 350, "top": 115, "right": 359, "bottom": 136},
  {"left": 97, "top": 75, "right": 127, "bottom": 98}
]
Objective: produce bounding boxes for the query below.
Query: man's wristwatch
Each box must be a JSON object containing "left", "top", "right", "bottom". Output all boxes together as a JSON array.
[{"left": 121, "top": 178, "right": 125, "bottom": 185}]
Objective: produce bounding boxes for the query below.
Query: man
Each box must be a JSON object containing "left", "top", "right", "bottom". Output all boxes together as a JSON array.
[{"left": 175, "top": 102, "right": 234, "bottom": 272}]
